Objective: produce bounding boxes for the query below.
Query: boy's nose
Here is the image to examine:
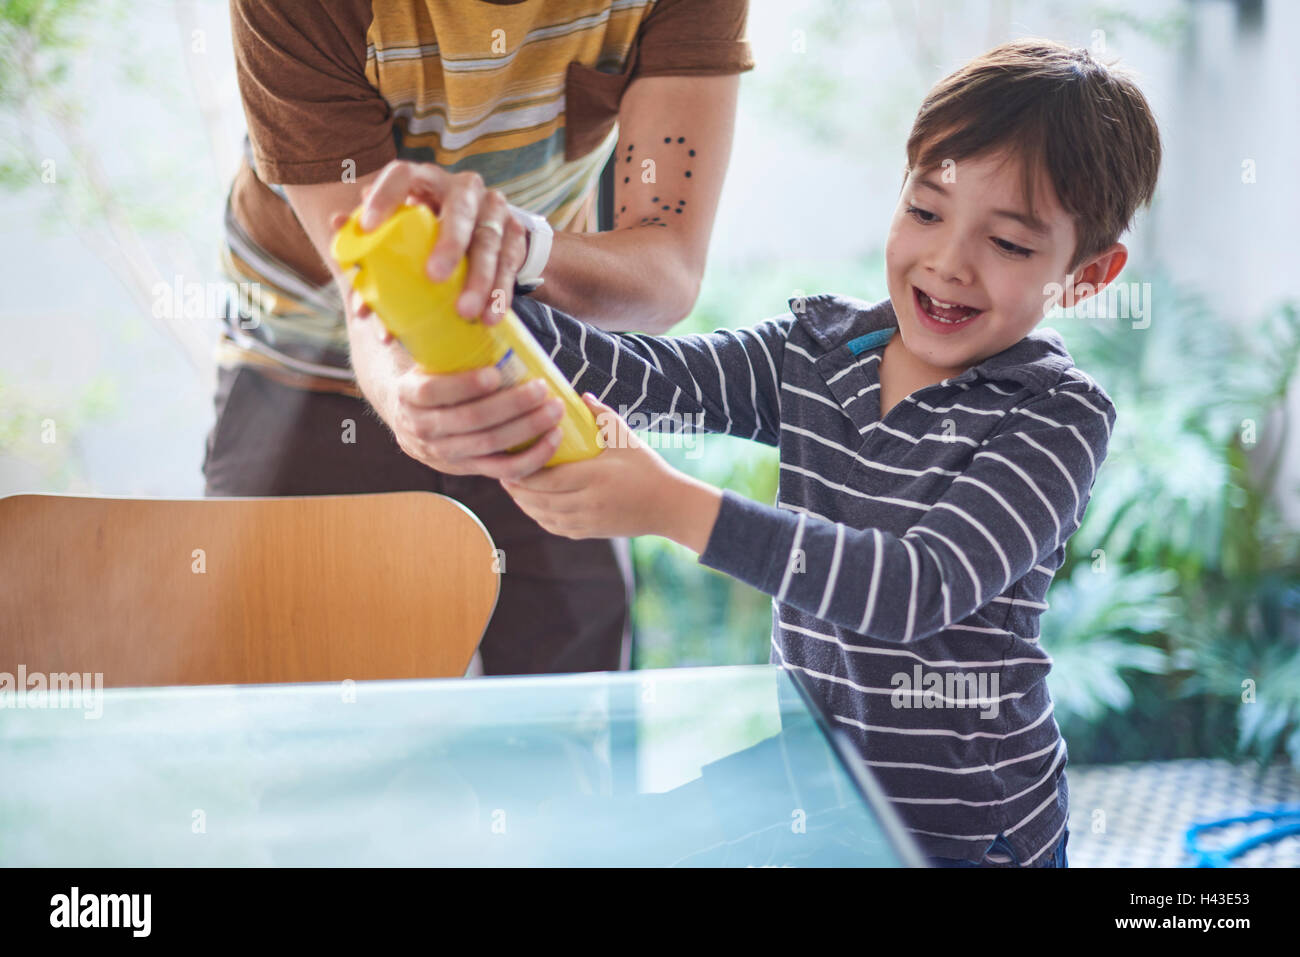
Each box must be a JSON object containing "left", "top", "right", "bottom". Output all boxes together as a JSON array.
[{"left": 923, "top": 234, "right": 975, "bottom": 286}]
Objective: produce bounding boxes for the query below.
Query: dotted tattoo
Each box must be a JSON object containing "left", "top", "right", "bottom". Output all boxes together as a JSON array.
[{"left": 615, "top": 137, "right": 693, "bottom": 228}]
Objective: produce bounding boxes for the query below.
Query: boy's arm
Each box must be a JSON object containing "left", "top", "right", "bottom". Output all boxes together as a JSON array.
[
  {"left": 693, "top": 382, "right": 1117, "bottom": 643},
  {"left": 512, "top": 296, "right": 791, "bottom": 446}
]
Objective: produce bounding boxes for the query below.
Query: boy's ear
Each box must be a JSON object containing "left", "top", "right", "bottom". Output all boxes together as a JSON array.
[{"left": 1067, "top": 243, "right": 1128, "bottom": 308}]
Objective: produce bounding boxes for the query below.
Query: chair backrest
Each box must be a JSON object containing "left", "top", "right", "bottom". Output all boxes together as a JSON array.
[{"left": 0, "top": 492, "right": 499, "bottom": 686}]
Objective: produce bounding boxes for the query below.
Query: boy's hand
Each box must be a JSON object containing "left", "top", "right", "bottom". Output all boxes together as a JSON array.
[{"left": 500, "top": 393, "right": 720, "bottom": 550}]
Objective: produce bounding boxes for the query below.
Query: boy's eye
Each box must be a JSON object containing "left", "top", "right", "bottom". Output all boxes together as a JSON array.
[
  {"left": 906, "top": 203, "right": 1033, "bottom": 258},
  {"left": 993, "top": 238, "right": 1033, "bottom": 258}
]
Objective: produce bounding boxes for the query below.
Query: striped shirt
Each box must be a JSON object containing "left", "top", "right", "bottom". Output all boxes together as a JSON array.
[
  {"left": 511, "top": 290, "right": 1117, "bottom": 866},
  {"left": 222, "top": 0, "right": 752, "bottom": 381}
]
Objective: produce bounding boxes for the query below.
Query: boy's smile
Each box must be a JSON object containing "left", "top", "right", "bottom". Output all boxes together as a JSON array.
[{"left": 883, "top": 148, "right": 1124, "bottom": 385}]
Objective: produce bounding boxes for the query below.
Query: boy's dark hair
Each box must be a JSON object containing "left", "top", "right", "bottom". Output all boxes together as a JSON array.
[{"left": 906, "top": 38, "right": 1162, "bottom": 273}]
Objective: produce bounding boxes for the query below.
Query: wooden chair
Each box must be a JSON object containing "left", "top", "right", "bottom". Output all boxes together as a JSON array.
[{"left": 0, "top": 492, "right": 500, "bottom": 686}]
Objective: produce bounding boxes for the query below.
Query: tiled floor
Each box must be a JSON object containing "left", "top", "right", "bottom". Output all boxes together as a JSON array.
[{"left": 1066, "top": 758, "right": 1300, "bottom": 867}]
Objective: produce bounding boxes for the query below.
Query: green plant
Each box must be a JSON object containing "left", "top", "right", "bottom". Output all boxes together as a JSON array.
[
  {"left": 1175, "top": 571, "right": 1300, "bottom": 765},
  {"left": 1041, "top": 563, "right": 1176, "bottom": 726},
  {"left": 1044, "top": 282, "right": 1300, "bottom": 765}
]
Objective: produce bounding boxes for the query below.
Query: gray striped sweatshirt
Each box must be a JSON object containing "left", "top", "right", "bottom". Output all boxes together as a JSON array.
[{"left": 511, "top": 291, "right": 1117, "bottom": 866}]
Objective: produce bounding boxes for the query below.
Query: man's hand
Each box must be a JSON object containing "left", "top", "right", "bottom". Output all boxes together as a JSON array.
[
  {"left": 346, "top": 161, "right": 529, "bottom": 325},
  {"left": 500, "top": 394, "right": 723, "bottom": 552},
  {"left": 353, "top": 333, "right": 566, "bottom": 479},
  {"left": 385, "top": 362, "right": 566, "bottom": 480}
]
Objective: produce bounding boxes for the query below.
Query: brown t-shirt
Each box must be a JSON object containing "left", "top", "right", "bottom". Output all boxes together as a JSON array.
[{"left": 222, "top": 0, "right": 754, "bottom": 369}]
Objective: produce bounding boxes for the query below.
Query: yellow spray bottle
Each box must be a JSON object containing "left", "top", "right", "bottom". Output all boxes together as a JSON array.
[{"left": 330, "top": 202, "right": 602, "bottom": 467}]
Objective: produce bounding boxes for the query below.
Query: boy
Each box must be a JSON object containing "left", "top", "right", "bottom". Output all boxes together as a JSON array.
[{"left": 426, "top": 39, "right": 1159, "bottom": 866}]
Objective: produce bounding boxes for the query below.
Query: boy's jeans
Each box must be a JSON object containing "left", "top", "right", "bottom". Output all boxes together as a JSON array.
[{"left": 928, "top": 828, "right": 1069, "bottom": 868}]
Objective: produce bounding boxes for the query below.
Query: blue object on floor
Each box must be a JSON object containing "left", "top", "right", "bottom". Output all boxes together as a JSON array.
[{"left": 1184, "top": 803, "right": 1300, "bottom": 866}]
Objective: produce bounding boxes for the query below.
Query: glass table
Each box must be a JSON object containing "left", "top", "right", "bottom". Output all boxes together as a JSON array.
[{"left": 0, "top": 664, "right": 924, "bottom": 866}]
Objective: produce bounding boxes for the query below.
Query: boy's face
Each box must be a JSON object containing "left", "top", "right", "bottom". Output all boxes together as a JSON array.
[{"left": 884, "top": 148, "right": 1088, "bottom": 377}]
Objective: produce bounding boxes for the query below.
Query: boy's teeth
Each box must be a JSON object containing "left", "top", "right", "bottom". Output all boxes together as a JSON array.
[{"left": 918, "top": 288, "right": 980, "bottom": 324}]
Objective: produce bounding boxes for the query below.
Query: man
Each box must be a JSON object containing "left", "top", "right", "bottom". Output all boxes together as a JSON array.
[{"left": 206, "top": 0, "right": 753, "bottom": 673}]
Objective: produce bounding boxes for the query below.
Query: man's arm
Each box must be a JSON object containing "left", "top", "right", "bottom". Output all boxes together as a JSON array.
[
  {"left": 281, "top": 172, "right": 400, "bottom": 406},
  {"left": 531, "top": 74, "right": 740, "bottom": 333}
]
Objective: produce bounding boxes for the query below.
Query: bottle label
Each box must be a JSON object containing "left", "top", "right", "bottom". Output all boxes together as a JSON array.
[{"left": 494, "top": 348, "right": 531, "bottom": 389}]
